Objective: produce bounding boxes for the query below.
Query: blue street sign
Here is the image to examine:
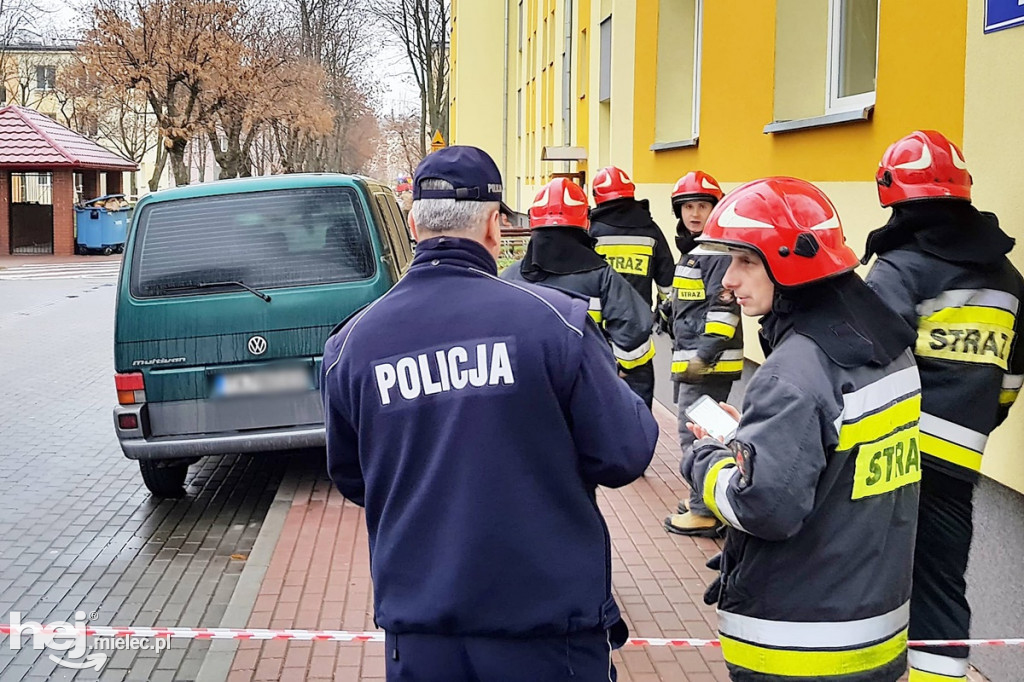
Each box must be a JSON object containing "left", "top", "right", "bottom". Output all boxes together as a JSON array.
[{"left": 985, "top": 0, "right": 1024, "bottom": 33}]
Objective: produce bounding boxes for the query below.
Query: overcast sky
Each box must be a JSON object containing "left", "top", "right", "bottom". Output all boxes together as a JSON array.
[{"left": 31, "top": 0, "right": 420, "bottom": 114}]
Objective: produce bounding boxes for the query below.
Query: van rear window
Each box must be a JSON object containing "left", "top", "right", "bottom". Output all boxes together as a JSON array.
[{"left": 130, "top": 187, "right": 375, "bottom": 297}]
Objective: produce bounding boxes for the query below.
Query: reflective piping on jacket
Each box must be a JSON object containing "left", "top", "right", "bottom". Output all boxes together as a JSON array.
[
  {"left": 702, "top": 458, "right": 737, "bottom": 527},
  {"left": 717, "top": 601, "right": 909, "bottom": 649},
  {"left": 594, "top": 235, "right": 657, "bottom": 247},
  {"left": 908, "top": 650, "right": 969, "bottom": 679},
  {"left": 705, "top": 311, "right": 740, "bottom": 339},
  {"left": 673, "top": 264, "right": 705, "bottom": 299},
  {"left": 1001, "top": 373, "right": 1023, "bottom": 406},
  {"left": 707, "top": 466, "right": 748, "bottom": 532},
  {"left": 836, "top": 395, "right": 921, "bottom": 453},
  {"left": 672, "top": 348, "right": 744, "bottom": 375},
  {"left": 833, "top": 366, "right": 921, "bottom": 434},
  {"left": 719, "top": 628, "right": 907, "bottom": 678},
  {"left": 919, "top": 412, "right": 986, "bottom": 471},
  {"left": 916, "top": 288, "right": 1020, "bottom": 317},
  {"left": 613, "top": 337, "right": 656, "bottom": 369},
  {"left": 588, "top": 297, "right": 603, "bottom": 324}
]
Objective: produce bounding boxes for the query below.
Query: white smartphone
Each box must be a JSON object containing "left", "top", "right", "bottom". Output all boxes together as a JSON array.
[{"left": 684, "top": 395, "right": 739, "bottom": 442}]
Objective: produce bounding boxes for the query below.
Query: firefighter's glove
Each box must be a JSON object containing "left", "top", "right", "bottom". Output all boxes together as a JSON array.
[
  {"left": 705, "top": 552, "right": 722, "bottom": 571},
  {"left": 679, "top": 357, "right": 709, "bottom": 384},
  {"left": 654, "top": 300, "right": 674, "bottom": 338},
  {"left": 703, "top": 574, "right": 722, "bottom": 606}
]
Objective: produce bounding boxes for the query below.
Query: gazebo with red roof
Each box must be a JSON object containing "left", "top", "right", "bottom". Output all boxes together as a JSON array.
[{"left": 0, "top": 105, "right": 139, "bottom": 256}]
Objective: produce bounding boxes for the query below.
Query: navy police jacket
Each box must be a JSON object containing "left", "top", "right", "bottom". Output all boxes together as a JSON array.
[{"left": 321, "top": 236, "right": 658, "bottom": 638}]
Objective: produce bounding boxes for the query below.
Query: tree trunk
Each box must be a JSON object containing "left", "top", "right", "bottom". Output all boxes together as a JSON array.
[
  {"left": 130, "top": 171, "right": 138, "bottom": 198},
  {"left": 168, "top": 138, "right": 191, "bottom": 186},
  {"left": 148, "top": 144, "right": 169, "bottom": 192}
]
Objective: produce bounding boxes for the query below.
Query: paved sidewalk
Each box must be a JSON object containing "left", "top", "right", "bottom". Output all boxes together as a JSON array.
[{"left": 221, "top": 402, "right": 729, "bottom": 682}]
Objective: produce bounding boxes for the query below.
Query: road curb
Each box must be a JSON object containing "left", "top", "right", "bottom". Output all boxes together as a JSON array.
[{"left": 195, "top": 464, "right": 302, "bottom": 682}]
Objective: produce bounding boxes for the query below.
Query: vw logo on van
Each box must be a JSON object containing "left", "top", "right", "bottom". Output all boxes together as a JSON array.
[{"left": 247, "top": 335, "right": 268, "bottom": 356}]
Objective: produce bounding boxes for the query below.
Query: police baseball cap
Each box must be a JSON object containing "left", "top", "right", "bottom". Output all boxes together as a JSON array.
[{"left": 413, "top": 145, "right": 514, "bottom": 216}]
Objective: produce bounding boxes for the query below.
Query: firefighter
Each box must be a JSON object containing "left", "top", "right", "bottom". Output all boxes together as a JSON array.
[
  {"left": 687, "top": 177, "right": 920, "bottom": 682},
  {"left": 502, "top": 177, "right": 656, "bottom": 381},
  {"left": 588, "top": 166, "right": 675, "bottom": 408},
  {"left": 663, "top": 171, "right": 744, "bottom": 537},
  {"left": 863, "top": 130, "right": 1024, "bottom": 682}
]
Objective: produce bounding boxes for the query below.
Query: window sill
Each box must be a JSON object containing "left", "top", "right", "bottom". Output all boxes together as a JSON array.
[
  {"left": 763, "top": 106, "right": 873, "bottom": 134},
  {"left": 650, "top": 137, "right": 698, "bottom": 152}
]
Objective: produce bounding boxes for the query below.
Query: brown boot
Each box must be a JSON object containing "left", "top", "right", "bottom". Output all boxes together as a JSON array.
[{"left": 664, "top": 512, "right": 723, "bottom": 538}]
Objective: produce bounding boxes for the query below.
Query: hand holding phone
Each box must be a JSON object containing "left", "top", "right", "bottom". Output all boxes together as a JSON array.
[{"left": 685, "top": 395, "right": 740, "bottom": 442}]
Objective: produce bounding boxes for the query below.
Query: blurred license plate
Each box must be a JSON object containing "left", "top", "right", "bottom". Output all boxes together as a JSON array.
[{"left": 214, "top": 367, "right": 310, "bottom": 397}]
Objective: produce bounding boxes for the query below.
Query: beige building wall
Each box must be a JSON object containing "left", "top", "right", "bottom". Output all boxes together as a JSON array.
[{"left": 963, "top": 0, "right": 1024, "bottom": 492}]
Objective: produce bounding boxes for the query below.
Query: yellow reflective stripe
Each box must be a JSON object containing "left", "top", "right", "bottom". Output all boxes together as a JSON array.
[
  {"left": 923, "top": 305, "right": 1015, "bottom": 329},
  {"left": 920, "top": 434, "right": 983, "bottom": 472},
  {"left": 671, "top": 359, "right": 744, "bottom": 375},
  {"left": 1000, "top": 388, "right": 1019, "bottom": 406},
  {"left": 702, "top": 457, "right": 736, "bottom": 526},
  {"left": 616, "top": 342, "right": 656, "bottom": 369},
  {"left": 908, "top": 670, "right": 966, "bottom": 682},
  {"left": 837, "top": 395, "right": 921, "bottom": 452},
  {"left": 587, "top": 309, "right": 602, "bottom": 324},
  {"left": 720, "top": 628, "right": 907, "bottom": 678},
  {"left": 705, "top": 321, "right": 737, "bottom": 338},
  {"left": 594, "top": 244, "right": 654, "bottom": 258}
]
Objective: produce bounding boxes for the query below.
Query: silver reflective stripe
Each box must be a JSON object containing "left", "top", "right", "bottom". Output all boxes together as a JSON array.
[
  {"left": 673, "top": 349, "right": 698, "bottom": 362},
  {"left": 917, "top": 288, "right": 1020, "bottom": 317},
  {"left": 714, "top": 467, "right": 748, "bottom": 533},
  {"left": 657, "top": 284, "right": 673, "bottom": 296},
  {"left": 706, "top": 311, "right": 740, "bottom": 327},
  {"left": 833, "top": 365, "right": 921, "bottom": 433},
  {"left": 589, "top": 297, "right": 602, "bottom": 312},
  {"left": 717, "top": 602, "right": 909, "bottom": 649},
  {"left": 676, "top": 265, "right": 702, "bottom": 279},
  {"left": 1004, "top": 374, "right": 1024, "bottom": 390},
  {"left": 613, "top": 337, "right": 653, "bottom": 361},
  {"left": 908, "top": 650, "right": 969, "bottom": 677},
  {"left": 919, "top": 412, "right": 988, "bottom": 452},
  {"left": 718, "top": 349, "right": 745, "bottom": 361},
  {"left": 594, "top": 235, "right": 657, "bottom": 247}
]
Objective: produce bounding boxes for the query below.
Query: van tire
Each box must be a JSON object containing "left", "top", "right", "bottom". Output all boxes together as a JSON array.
[{"left": 139, "top": 460, "right": 189, "bottom": 498}]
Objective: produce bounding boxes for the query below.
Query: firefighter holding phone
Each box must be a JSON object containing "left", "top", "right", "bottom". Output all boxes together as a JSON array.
[{"left": 684, "top": 177, "right": 921, "bottom": 682}]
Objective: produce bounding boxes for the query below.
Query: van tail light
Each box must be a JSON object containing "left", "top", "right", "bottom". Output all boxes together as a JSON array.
[{"left": 115, "top": 372, "right": 146, "bottom": 405}]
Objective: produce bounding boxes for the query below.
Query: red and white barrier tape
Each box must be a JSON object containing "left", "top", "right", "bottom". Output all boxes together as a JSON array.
[{"left": 2, "top": 625, "right": 1022, "bottom": 648}]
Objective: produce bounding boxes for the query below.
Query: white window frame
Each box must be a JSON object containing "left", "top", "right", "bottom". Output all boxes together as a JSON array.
[
  {"left": 825, "top": 0, "right": 879, "bottom": 114},
  {"left": 35, "top": 64, "right": 56, "bottom": 92},
  {"left": 691, "top": 0, "right": 704, "bottom": 139}
]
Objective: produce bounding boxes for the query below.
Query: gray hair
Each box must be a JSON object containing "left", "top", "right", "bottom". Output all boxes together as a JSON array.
[{"left": 411, "top": 179, "right": 499, "bottom": 234}]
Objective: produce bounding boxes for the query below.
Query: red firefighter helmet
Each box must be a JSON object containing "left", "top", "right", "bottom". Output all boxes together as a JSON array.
[
  {"left": 591, "top": 166, "right": 636, "bottom": 204},
  {"left": 876, "top": 130, "right": 972, "bottom": 207},
  {"left": 671, "top": 171, "right": 724, "bottom": 217},
  {"left": 697, "top": 177, "right": 859, "bottom": 288},
  {"left": 529, "top": 177, "right": 590, "bottom": 230}
]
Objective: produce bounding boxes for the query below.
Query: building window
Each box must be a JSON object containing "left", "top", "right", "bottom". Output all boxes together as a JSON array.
[
  {"left": 517, "top": 88, "right": 523, "bottom": 137},
  {"left": 519, "top": 0, "right": 524, "bottom": 51},
  {"left": 654, "top": 0, "right": 702, "bottom": 143},
  {"left": 35, "top": 65, "right": 56, "bottom": 91},
  {"left": 599, "top": 16, "right": 612, "bottom": 103},
  {"left": 0, "top": 83, "right": 6, "bottom": 102},
  {"left": 827, "top": 0, "right": 878, "bottom": 112}
]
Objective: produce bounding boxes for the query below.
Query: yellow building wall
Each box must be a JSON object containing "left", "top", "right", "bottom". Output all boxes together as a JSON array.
[
  {"left": 632, "top": 0, "right": 967, "bottom": 186},
  {"left": 448, "top": 0, "right": 507, "bottom": 166},
  {"left": 964, "top": 0, "right": 1024, "bottom": 492}
]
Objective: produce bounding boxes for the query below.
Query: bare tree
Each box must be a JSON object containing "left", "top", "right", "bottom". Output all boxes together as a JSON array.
[
  {"left": 0, "top": 0, "right": 40, "bottom": 75},
  {"left": 369, "top": 0, "right": 449, "bottom": 156},
  {"left": 77, "top": 0, "right": 245, "bottom": 187}
]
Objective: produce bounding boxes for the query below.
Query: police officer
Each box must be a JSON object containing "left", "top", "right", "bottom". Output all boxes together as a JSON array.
[
  {"left": 863, "top": 130, "right": 1024, "bottom": 682},
  {"left": 502, "top": 177, "right": 657, "bottom": 382},
  {"left": 321, "top": 146, "right": 658, "bottom": 682},
  {"left": 663, "top": 171, "right": 744, "bottom": 537},
  {"left": 588, "top": 166, "right": 675, "bottom": 407},
  {"left": 687, "top": 177, "right": 920, "bottom": 682}
]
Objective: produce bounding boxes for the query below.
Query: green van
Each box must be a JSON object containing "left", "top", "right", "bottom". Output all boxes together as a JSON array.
[{"left": 113, "top": 174, "right": 413, "bottom": 497}]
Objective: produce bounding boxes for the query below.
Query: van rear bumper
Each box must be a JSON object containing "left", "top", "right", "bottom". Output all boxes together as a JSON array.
[{"left": 114, "top": 404, "right": 325, "bottom": 460}]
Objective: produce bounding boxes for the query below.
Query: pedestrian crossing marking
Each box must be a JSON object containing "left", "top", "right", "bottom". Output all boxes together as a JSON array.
[{"left": 0, "top": 260, "right": 121, "bottom": 280}]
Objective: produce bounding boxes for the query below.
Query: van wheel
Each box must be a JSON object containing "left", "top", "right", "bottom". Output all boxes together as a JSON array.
[
  {"left": 103, "top": 246, "right": 114, "bottom": 256},
  {"left": 139, "top": 459, "right": 190, "bottom": 498}
]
